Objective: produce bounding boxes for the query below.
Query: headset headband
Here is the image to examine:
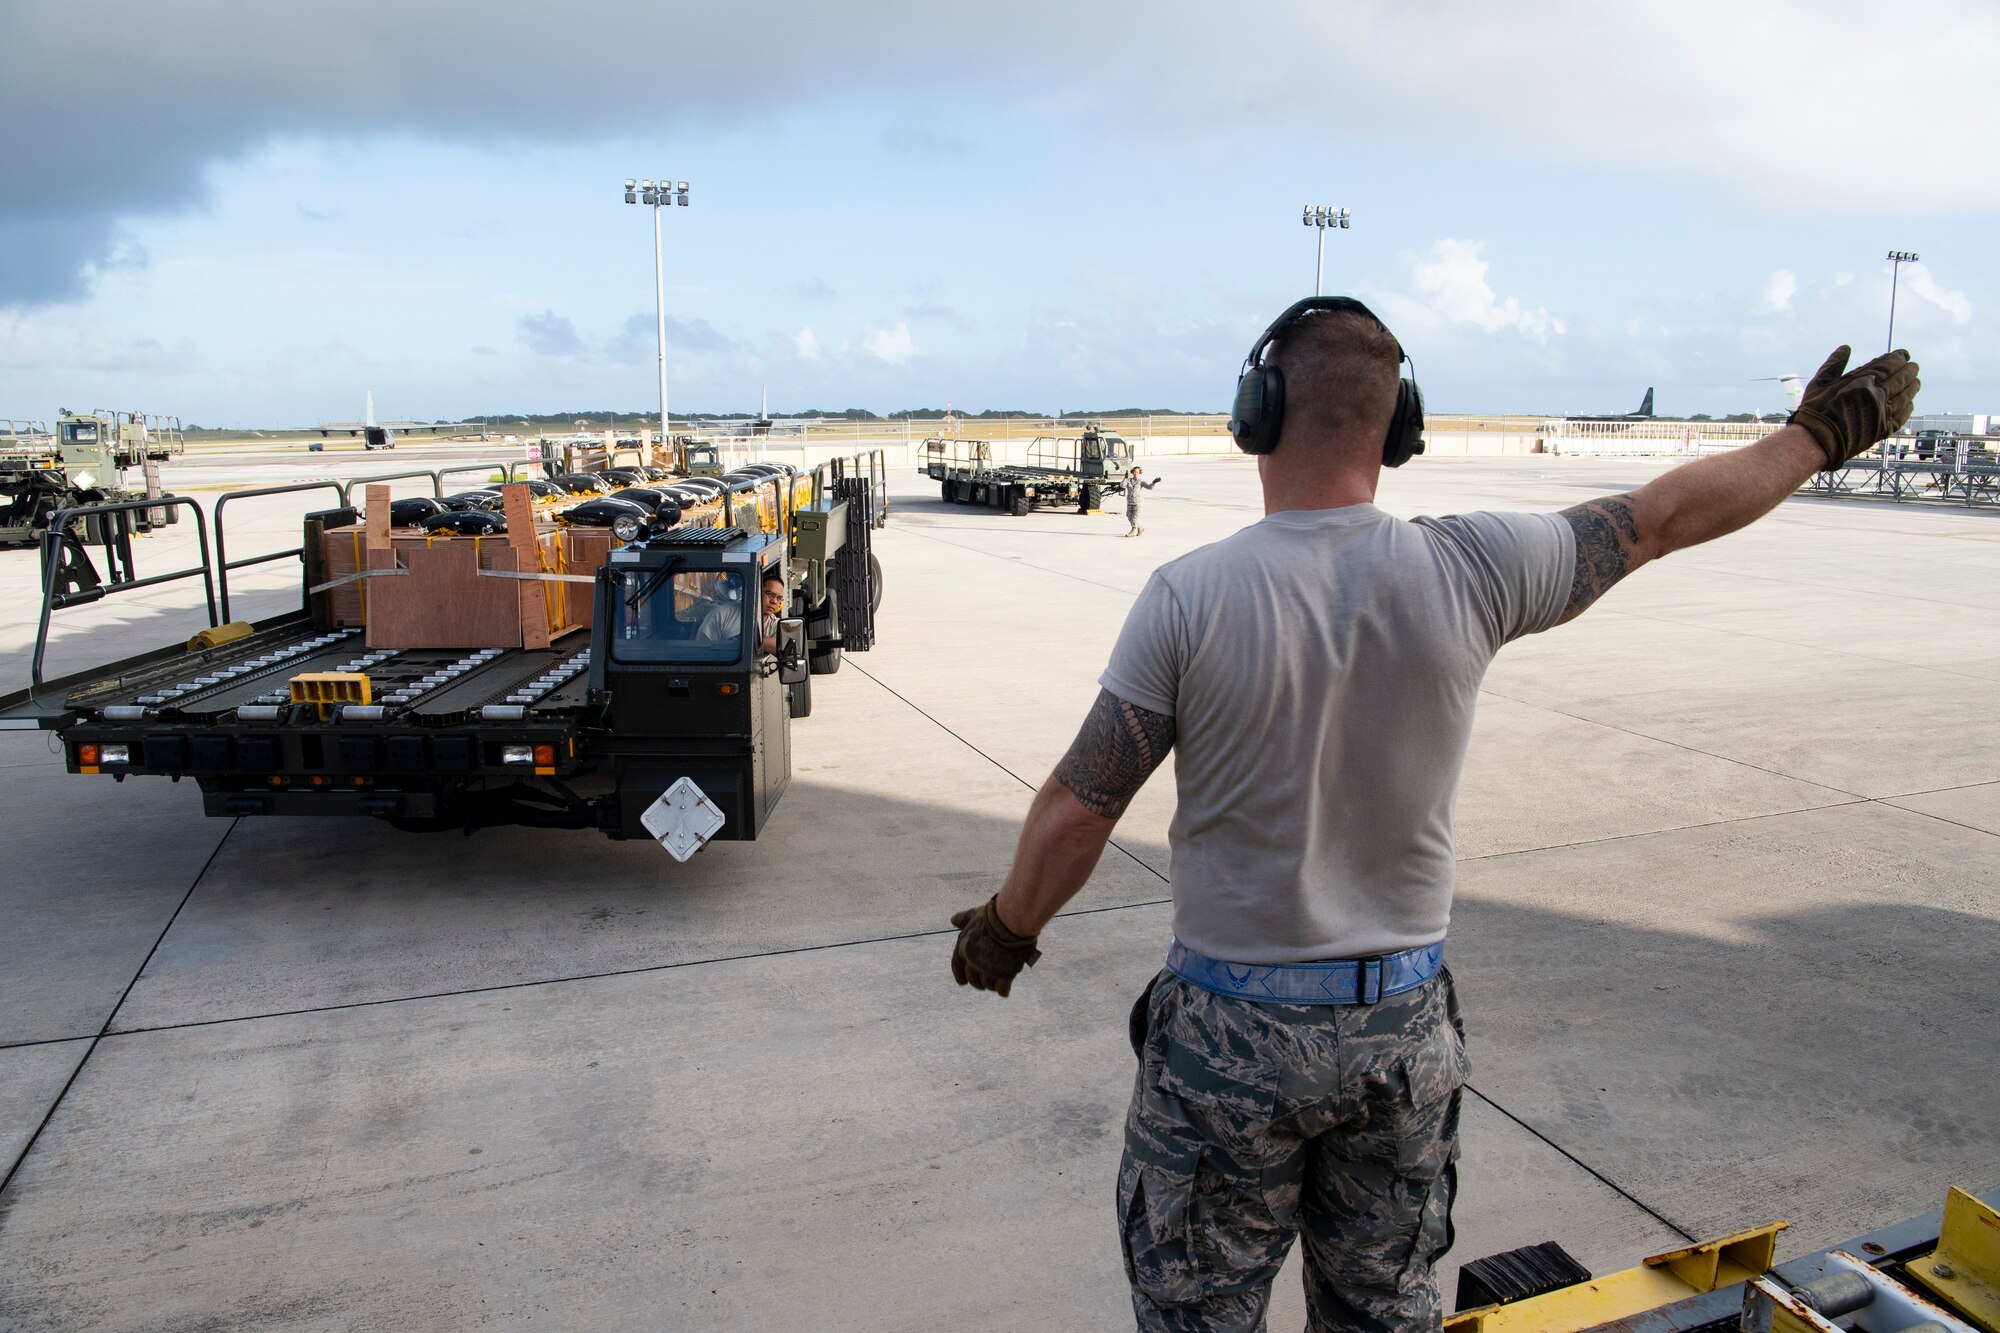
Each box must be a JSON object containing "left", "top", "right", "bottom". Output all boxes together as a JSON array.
[{"left": 1240, "top": 296, "right": 1406, "bottom": 377}]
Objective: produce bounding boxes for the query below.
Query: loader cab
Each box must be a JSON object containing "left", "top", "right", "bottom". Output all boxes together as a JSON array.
[
  {"left": 1077, "top": 427, "right": 1132, "bottom": 481},
  {"left": 684, "top": 442, "right": 724, "bottom": 478},
  {"left": 54, "top": 413, "right": 117, "bottom": 486},
  {"left": 589, "top": 525, "right": 799, "bottom": 846}
]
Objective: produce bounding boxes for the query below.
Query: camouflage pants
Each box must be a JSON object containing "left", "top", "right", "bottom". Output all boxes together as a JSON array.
[{"left": 1118, "top": 968, "right": 1468, "bottom": 1332}]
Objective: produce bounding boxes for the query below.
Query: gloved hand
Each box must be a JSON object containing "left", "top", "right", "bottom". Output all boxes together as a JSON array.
[
  {"left": 1788, "top": 345, "right": 1922, "bottom": 470},
  {"left": 950, "top": 895, "right": 1042, "bottom": 997}
]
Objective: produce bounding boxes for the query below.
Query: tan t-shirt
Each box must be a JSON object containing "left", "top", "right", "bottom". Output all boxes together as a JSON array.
[{"left": 1099, "top": 503, "right": 1573, "bottom": 964}]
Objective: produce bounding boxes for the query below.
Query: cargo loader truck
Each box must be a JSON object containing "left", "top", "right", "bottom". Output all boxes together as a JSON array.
[
  {"left": 921, "top": 425, "right": 1136, "bottom": 515},
  {"left": 0, "top": 454, "right": 886, "bottom": 861}
]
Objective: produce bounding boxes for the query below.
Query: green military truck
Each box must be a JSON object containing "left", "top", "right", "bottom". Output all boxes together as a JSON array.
[
  {"left": 0, "top": 409, "right": 183, "bottom": 548},
  {"left": 921, "top": 425, "right": 1136, "bottom": 515}
]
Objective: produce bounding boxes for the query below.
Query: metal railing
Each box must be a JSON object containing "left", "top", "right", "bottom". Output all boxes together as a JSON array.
[
  {"left": 435, "top": 461, "right": 523, "bottom": 492},
  {"left": 2, "top": 418, "right": 51, "bottom": 450},
  {"left": 214, "top": 480, "right": 351, "bottom": 622},
  {"left": 30, "top": 495, "right": 215, "bottom": 694},
  {"left": 336, "top": 469, "right": 444, "bottom": 505},
  {"left": 1803, "top": 438, "right": 2000, "bottom": 509},
  {"left": 1542, "top": 419, "right": 1777, "bottom": 457},
  {"left": 211, "top": 465, "right": 518, "bottom": 619}
]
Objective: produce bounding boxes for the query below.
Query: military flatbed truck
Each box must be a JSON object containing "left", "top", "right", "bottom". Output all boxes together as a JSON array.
[
  {"left": 0, "top": 457, "right": 886, "bottom": 859},
  {"left": 921, "top": 426, "right": 1136, "bottom": 515},
  {"left": 0, "top": 409, "right": 183, "bottom": 547}
]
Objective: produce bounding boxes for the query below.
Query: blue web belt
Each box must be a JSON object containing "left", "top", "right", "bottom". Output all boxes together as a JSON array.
[{"left": 1165, "top": 937, "right": 1444, "bottom": 1006}]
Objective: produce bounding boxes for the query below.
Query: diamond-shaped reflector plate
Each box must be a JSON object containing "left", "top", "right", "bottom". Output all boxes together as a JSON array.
[{"left": 641, "top": 776, "right": 727, "bottom": 862}]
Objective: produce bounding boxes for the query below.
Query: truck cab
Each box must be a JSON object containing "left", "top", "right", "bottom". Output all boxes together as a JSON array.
[
  {"left": 590, "top": 524, "right": 803, "bottom": 846},
  {"left": 1075, "top": 426, "right": 1132, "bottom": 481},
  {"left": 683, "top": 442, "right": 725, "bottom": 478}
]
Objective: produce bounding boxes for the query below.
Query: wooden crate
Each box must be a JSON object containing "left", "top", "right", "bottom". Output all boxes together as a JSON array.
[{"left": 316, "top": 484, "right": 582, "bottom": 649}]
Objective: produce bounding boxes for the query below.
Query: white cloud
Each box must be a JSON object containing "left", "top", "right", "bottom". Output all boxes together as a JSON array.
[
  {"left": 1760, "top": 269, "right": 1797, "bottom": 314},
  {"left": 0, "top": 308, "right": 200, "bottom": 375},
  {"left": 1208, "top": 2, "right": 2000, "bottom": 213},
  {"left": 1905, "top": 264, "right": 1972, "bottom": 325},
  {"left": 792, "top": 327, "right": 821, "bottom": 361},
  {"left": 1402, "top": 239, "right": 1563, "bottom": 343},
  {"left": 863, "top": 322, "right": 915, "bottom": 365}
]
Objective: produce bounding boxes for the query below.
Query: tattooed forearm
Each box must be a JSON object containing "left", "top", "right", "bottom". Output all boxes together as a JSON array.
[
  {"left": 1560, "top": 493, "right": 1642, "bottom": 618},
  {"left": 1052, "top": 689, "right": 1176, "bottom": 819}
]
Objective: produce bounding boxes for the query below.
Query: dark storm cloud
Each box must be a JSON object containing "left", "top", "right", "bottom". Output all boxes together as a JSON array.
[
  {"left": 5, "top": 2, "right": 1992, "bottom": 306},
  {"left": 0, "top": 215, "right": 126, "bottom": 305},
  {"left": 0, "top": 0, "right": 1095, "bottom": 306}
]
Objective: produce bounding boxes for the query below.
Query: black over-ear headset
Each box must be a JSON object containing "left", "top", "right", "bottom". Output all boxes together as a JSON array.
[{"left": 1228, "top": 296, "right": 1426, "bottom": 467}]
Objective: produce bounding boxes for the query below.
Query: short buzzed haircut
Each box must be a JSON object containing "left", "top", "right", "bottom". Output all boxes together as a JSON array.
[{"left": 1266, "top": 309, "right": 1402, "bottom": 455}]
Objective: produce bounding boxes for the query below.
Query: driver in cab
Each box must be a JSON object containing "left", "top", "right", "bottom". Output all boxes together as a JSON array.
[{"left": 695, "top": 570, "right": 785, "bottom": 656}]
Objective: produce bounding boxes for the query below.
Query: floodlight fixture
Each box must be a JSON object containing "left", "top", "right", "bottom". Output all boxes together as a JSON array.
[{"left": 1302, "top": 203, "right": 1350, "bottom": 295}]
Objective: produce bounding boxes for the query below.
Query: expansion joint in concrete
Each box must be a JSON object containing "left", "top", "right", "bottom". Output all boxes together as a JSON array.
[
  {"left": 0, "top": 818, "right": 240, "bottom": 1201},
  {"left": 845, "top": 659, "right": 1169, "bottom": 885},
  {"left": 1462, "top": 1083, "right": 1699, "bottom": 1245}
]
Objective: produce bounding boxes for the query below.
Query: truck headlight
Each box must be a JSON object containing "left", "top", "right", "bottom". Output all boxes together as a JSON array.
[
  {"left": 1024, "top": 486, "right": 1036, "bottom": 498},
  {"left": 71, "top": 469, "right": 97, "bottom": 490},
  {"left": 611, "top": 514, "right": 643, "bottom": 543},
  {"left": 99, "top": 743, "right": 131, "bottom": 764},
  {"left": 501, "top": 744, "right": 535, "bottom": 765}
]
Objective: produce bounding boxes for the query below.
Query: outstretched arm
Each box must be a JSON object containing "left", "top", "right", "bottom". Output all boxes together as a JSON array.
[
  {"left": 1560, "top": 344, "right": 1921, "bottom": 621},
  {"left": 1557, "top": 425, "right": 1823, "bottom": 620},
  {"left": 993, "top": 689, "right": 1175, "bottom": 935}
]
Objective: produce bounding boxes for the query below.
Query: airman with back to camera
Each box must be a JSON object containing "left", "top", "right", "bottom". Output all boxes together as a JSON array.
[{"left": 949, "top": 301, "right": 1918, "bottom": 1330}]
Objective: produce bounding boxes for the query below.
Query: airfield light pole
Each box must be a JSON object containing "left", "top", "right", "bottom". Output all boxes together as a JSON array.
[
  {"left": 624, "top": 178, "right": 691, "bottom": 440},
  {"left": 1886, "top": 250, "right": 1919, "bottom": 352},
  {"left": 1303, "top": 205, "right": 1350, "bottom": 295}
]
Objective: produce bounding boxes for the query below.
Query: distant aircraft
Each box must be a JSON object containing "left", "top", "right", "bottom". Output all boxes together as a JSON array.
[
  {"left": 1571, "top": 388, "right": 1656, "bottom": 422},
  {"left": 317, "top": 390, "right": 478, "bottom": 448},
  {"left": 1753, "top": 375, "right": 1805, "bottom": 409}
]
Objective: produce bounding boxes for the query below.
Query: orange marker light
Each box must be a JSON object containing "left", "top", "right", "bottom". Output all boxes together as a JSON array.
[
  {"left": 532, "top": 744, "right": 555, "bottom": 766},
  {"left": 717, "top": 682, "right": 739, "bottom": 696},
  {"left": 77, "top": 743, "right": 100, "bottom": 765}
]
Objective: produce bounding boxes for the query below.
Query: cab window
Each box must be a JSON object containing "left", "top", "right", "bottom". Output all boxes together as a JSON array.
[{"left": 611, "top": 569, "right": 746, "bottom": 662}]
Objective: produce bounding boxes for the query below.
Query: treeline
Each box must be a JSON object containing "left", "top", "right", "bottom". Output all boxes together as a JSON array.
[{"left": 461, "top": 407, "right": 1218, "bottom": 426}]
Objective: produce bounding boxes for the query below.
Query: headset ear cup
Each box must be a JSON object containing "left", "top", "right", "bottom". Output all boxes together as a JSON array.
[
  {"left": 1383, "top": 378, "right": 1425, "bottom": 468},
  {"left": 1230, "top": 367, "right": 1285, "bottom": 455}
]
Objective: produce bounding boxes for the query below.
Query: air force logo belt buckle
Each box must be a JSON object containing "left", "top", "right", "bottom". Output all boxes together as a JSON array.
[{"left": 1165, "top": 938, "right": 1443, "bottom": 1006}]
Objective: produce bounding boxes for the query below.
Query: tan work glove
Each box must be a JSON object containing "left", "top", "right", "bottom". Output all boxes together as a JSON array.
[
  {"left": 1788, "top": 345, "right": 1922, "bottom": 470},
  {"left": 950, "top": 895, "right": 1041, "bottom": 997}
]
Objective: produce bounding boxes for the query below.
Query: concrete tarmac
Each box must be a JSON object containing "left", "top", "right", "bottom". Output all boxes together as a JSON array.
[{"left": 2, "top": 451, "right": 1997, "bottom": 1329}]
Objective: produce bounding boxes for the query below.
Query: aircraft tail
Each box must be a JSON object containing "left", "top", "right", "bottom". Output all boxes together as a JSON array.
[
  {"left": 366, "top": 389, "right": 376, "bottom": 428},
  {"left": 1636, "top": 387, "right": 1654, "bottom": 418}
]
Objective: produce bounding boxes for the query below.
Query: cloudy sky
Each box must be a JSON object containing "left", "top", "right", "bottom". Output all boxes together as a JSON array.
[{"left": 3, "top": 1, "right": 1995, "bottom": 425}]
